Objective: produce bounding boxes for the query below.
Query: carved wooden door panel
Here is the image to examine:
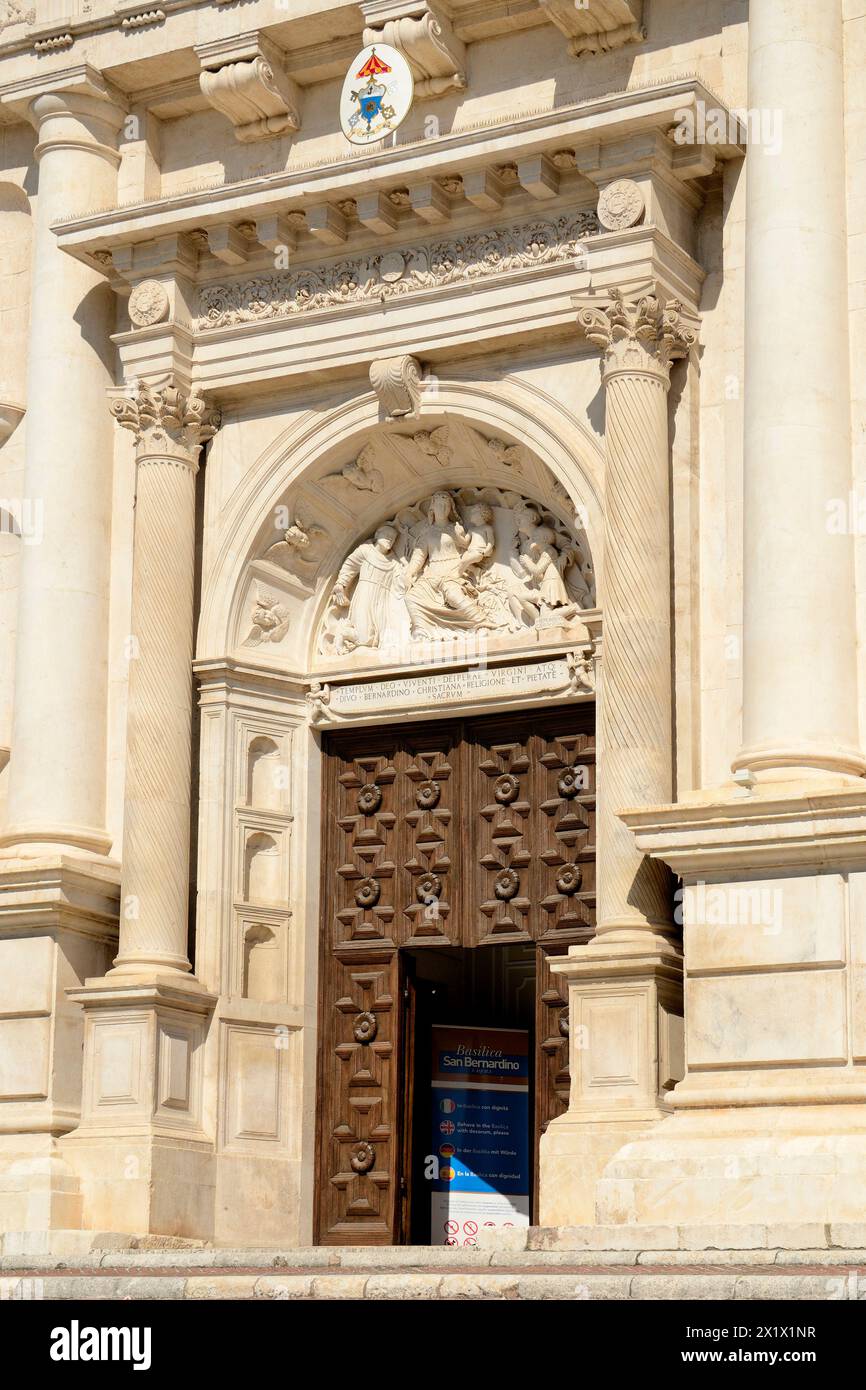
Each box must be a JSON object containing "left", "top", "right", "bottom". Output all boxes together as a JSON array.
[
  {"left": 316, "top": 723, "right": 463, "bottom": 1242},
  {"left": 317, "top": 731, "right": 404, "bottom": 1243},
  {"left": 317, "top": 704, "right": 596, "bottom": 1242},
  {"left": 531, "top": 711, "right": 596, "bottom": 1138}
]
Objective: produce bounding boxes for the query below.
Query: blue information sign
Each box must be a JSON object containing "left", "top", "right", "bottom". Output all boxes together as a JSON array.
[{"left": 429, "top": 1024, "right": 530, "bottom": 1246}]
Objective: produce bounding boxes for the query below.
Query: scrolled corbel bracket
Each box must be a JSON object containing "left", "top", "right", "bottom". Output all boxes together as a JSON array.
[
  {"left": 196, "top": 32, "right": 302, "bottom": 144},
  {"left": 361, "top": 0, "right": 466, "bottom": 99},
  {"left": 369, "top": 354, "right": 423, "bottom": 419},
  {"left": 537, "top": 0, "right": 645, "bottom": 59}
]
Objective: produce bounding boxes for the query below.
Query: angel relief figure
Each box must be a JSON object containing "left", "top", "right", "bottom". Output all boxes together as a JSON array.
[{"left": 245, "top": 589, "right": 290, "bottom": 646}]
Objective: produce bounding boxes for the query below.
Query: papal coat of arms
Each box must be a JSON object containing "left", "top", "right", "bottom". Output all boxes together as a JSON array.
[{"left": 340, "top": 43, "right": 414, "bottom": 146}]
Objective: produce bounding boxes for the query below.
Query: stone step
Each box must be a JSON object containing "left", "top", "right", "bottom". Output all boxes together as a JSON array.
[{"left": 2, "top": 1234, "right": 866, "bottom": 1298}]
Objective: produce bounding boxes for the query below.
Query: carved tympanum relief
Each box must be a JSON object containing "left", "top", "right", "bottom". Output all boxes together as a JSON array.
[{"left": 318, "top": 487, "right": 594, "bottom": 657}]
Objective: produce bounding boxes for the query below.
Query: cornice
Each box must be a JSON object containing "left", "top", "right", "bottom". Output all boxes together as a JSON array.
[
  {"left": 622, "top": 787, "right": 866, "bottom": 876},
  {"left": 52, "top": 76, "right": 743, "bottom": 268}
]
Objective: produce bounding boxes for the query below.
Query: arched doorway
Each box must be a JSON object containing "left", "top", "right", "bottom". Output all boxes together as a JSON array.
[{"left": 195, "top": 388, "right": 604, "bottom": 1246}]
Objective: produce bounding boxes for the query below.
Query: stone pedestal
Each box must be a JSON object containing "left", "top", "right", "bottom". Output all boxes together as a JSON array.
[
  {"left": 0, "top": 857, "right": 119, "bottom": 1232},
  {"left": 64, "top": 976, "right": 215, "bottom": 1237},
  {"left": 539, "top": 292, "right": 695, "bottom": 1221},
  {"left": 602, "top": 789, "right": 866, "bottom": 1224}
]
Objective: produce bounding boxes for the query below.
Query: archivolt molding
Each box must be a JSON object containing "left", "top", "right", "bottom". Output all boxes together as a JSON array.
[{"left": 197, "top": 376, "right": 604, "bottom": 673}]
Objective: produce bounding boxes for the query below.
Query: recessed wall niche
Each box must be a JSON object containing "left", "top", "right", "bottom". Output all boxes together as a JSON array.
[
  {"left": 242, "top": 922, "right": 284, "bottom": 1003},
  {"left": 243, "top": 830, "right": 282, "bottom": 904},
  {"left": 246, "top": 734, "right": 284, "bottom": 811}
]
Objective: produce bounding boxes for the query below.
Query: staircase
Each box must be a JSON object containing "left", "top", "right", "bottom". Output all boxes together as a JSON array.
[{"left": 3, "top": 1224, "right": 866, "bottom": 1299}]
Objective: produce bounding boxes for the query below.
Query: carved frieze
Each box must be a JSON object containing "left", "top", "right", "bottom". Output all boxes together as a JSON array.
[
  {"left": 318, "top": 485, "right": 595, "bottom": 658},
  {"left": 196, "top": 211, "right": 599, "bottom": 330},
  {"left": 0, "top": 1, "right": 34, "bottom": 29}
]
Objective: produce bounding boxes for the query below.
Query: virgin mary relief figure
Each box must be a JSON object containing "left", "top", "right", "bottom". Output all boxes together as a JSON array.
[
  {"left": 404, "top": 492, "right": 493, "bottom": 638},
  {"left": 317, "top": 486, "right": 594, "bottom": 659}
]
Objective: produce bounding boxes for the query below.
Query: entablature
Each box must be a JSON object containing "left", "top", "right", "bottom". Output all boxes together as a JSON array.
[
  {"left": 110, "top": 219, "right": 702, "bottom": 396},
  {"left": 52, "top": 76, "right": 742, "bottom": 279}
]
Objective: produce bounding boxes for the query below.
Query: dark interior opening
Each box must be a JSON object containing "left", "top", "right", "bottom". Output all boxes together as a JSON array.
[{"left": 400, "top": 942, "right": 536, "bottom": 1245}]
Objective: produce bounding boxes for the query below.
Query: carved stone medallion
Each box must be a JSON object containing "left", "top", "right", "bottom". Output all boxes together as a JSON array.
[
  {"left": 128, "top": 279, "right": 170, "bottom": 327},
  {"left": 597, "top": 179, "right": 645, "bottom": 231}
]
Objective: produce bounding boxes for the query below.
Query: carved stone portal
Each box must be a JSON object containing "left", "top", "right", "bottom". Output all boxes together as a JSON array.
[{"left": 318, "top": 486, "right": 595, "bottom": 657}]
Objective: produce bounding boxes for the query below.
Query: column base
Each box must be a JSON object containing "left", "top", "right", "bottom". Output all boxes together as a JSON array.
[
  {"left": 63, "top": 971, "right": 217, "bottom": 1240},
  {"left": 538, "top": 933, "right": 683, "bottom": 1226},
  {"left": 731, "top": 743, "right": 866, "bottom": 782},
  {"left": 0, "top": 825, "right": 115, "bottom": 858}
]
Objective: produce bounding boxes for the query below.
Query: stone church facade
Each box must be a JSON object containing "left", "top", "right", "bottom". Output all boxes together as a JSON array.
[{"left": 0, "top": 0, "right": 864, "bottom": 1248}]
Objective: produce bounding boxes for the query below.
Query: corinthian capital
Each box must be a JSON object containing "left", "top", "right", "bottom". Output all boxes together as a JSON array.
[
  {"left": 111, "top": 382, "right": 221, "bottom": 465},
  {"left": 577, "top": 289, "right": 697, "bottom": 378}
]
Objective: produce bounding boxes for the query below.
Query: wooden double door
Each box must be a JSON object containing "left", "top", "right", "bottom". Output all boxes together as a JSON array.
[{"left": 315, "top": 705, "right": 596, "bottom": 1245}]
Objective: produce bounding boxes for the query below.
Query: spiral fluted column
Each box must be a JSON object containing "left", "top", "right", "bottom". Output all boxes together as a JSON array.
[
  {"left": 539, "top": 292, "right": 695, "bottom": 1224},
  {"left": 109, "top": 383, "right": 220, "bottom": 974},
  {"left": 579, "top": 291, "right": 695, "bottom": 941}
]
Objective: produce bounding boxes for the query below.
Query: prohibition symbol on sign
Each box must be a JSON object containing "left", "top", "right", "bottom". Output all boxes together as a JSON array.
[{"left": 463, "top": 1220, "right": 478, "bottom": 1236}]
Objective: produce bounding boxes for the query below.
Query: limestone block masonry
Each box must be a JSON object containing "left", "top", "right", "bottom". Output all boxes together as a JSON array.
[{"left": 0, "top": 0, "right": 863, "bottom": 1254}]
